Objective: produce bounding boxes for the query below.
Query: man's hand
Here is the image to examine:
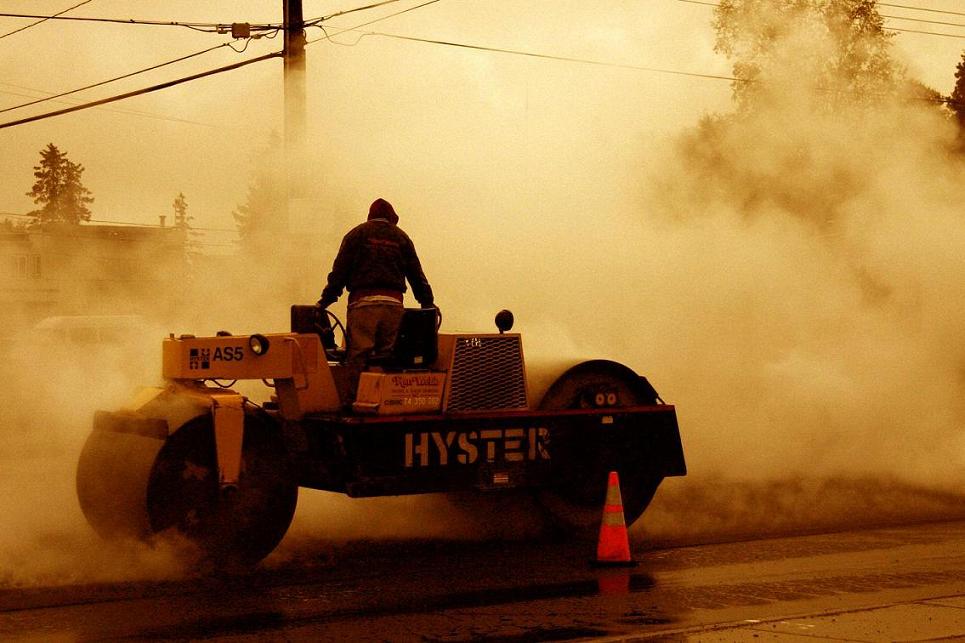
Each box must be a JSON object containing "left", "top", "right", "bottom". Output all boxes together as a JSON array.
[{"left": 421, "top": 303, "right": 441, "bottom": 328}]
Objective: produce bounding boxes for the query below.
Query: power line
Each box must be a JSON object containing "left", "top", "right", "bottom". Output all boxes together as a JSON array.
[
  {"left": 0, "top": 0, "right": 93, "bottom": 40},
  {"left": 0, "top": 51, "right": 282, "bottom": 130},
  {"left": 0, "top": 43, "right": 230, "bottom": 115},
  {"left": 878, "top": 2, "right": 965, "bottom": 18},
  {"left": 306, "top": 0, "right": 443, "bottom": 44},
  {"left": 318, "top": 28, "right": 744, "bottom": 83},
  {"left": 308, "top": 0, "right": 958, "bottom": 103},
  {"left": 0, "top": 82, "right": 222, "bottom": 127},
  {"left": 318, "top": 27, "right": 963, "bottom": 109},
  {"left": 673, "top": 0, "right": 965, "bottom": 38},
  {"left": 308, "top": 0, "right": 408, "bottom": 25},
  {"left": 681, "top": 0, "right": 965, "bottom": 18},
  {"left": 0, "top": 12, "right": 281, "bottom": 34},
  {"left": 880, "top": 13, "right": 965, "bottom": 29},
  {"left": 889, "top": 26, "right": 965, "bottom": 38}
]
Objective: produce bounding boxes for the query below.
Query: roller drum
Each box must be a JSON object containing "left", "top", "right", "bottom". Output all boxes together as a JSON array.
[
  {"left": 76, "top": 410, "right": 298, "bottom": 568},
  {"left": 76, "top": 427, "right": 165, "bottom": 540}
]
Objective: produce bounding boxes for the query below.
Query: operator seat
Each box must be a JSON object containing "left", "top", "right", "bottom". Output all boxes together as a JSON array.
[
  {"left": 368, "top": 307, "right": 439, "bottom": 370},
  {"left": 290, "top": 305, "right": 438, "bottom": 367}
]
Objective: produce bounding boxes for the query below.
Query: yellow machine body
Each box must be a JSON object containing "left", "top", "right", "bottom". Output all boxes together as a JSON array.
[
  {"left": 156, "top": 332, "right": 341, "bottom": 489},
  {"left": 78, "top": 307, "right": 686, "bottom": 570},
  {"left": 162, "top": 332, "right": 341, "bottom": 418}
]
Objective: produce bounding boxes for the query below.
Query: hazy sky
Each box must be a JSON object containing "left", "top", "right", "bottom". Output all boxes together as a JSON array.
[
  {"left": 0, "top": 3, "right": 963, "bottom": 584},
  {"left": 0, "top": 0, "right": 961, "bottom": 242}
]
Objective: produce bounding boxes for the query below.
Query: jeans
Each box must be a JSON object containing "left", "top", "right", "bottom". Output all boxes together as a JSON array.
[{"left": 343, "top": 301, "right": 404, "bottom": 402}]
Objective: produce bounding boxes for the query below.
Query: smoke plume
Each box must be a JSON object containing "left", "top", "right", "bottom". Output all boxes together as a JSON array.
[{"left": 2, "top": 0, "right": 964, "bottom": 585}]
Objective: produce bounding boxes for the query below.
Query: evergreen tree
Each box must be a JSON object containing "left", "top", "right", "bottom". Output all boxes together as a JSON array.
[
  {"left": 26, "top": 143, "right": 94, "bottom": 224},
  {"left": 173, "top": 192, "right": 192, "bottom": 230},
  {"left": 951, "top": 51, "right": 965, "bottom": 132},
  {"left": 232, "top": 132, "right": 286, "bottom": 255},
  {"left": 172, "top": 192, "right": 203, "bottom": 268}
]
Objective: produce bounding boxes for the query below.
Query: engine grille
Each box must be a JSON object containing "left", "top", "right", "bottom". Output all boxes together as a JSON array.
[{"left": 445, "top": 335, "right": 528, "bottom": 412}]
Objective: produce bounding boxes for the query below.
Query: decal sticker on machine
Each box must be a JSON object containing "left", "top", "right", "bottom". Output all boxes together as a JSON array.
[
  {"left": 189, "top": 347, "right": 211, "bottom": 370},
  {"left": 404, "top": 427, "right": 550, "bottom": 468},
  {"left": 188, "top": 346, "right": 244, "bottom": 370},
  {"left": 386, "top": 374, "right": 444, "bottom": 409},
  {"left": 212, "top": 346, "right": 244, "bottom": 362}
]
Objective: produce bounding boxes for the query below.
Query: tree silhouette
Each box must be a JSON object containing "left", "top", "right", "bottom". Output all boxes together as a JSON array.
[
  {"left": 26, "top": 143, "right": 94, "bottom": 224},
  {"left": 713, "top": 0, "right": 899, "bottom": 110},
  {"left": 173, "top": 192, "right": 192, "bottom": 230},
  {"left": 232, "top": 132, "right": 286, "bottom": 255},
  {"left": 658, "top": 0, "right": 939, "bottom": 231},
  {"left": 951, "top": 51, "right": 965, "bottom": 133},
  {"left": 172, "top": 191, "right": 203, "bottom": 270}
]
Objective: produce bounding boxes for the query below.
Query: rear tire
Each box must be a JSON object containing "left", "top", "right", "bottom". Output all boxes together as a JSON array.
[{"left": 535, "top": 360, "right": 663, "bottom": 536}]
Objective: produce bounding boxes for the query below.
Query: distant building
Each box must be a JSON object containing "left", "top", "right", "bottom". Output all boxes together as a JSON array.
[{"left": 0, "top": 222, "right": 187, "bottom": 336}]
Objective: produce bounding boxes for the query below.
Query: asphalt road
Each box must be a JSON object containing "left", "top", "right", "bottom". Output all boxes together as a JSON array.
[{"left": 3, "top": 518, "right": 965, "bottom": 641}]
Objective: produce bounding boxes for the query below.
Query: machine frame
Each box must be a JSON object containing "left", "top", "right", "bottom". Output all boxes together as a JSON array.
[{"left": 79, "top": 307, "right": 687, "bottom": 567}]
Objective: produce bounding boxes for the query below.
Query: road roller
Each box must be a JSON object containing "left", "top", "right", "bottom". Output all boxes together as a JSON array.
[{"left": 77, "top": 306, "right": 686, "bottom": 568}]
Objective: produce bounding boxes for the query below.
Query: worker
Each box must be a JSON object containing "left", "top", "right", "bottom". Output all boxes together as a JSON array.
[{"left": 318, "top": 198, "right": 435, "bottom": 399}]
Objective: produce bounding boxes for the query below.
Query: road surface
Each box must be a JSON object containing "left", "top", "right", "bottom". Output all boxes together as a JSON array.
[{"left": 3, "top": 518, "right": 965, "bottom": 641}]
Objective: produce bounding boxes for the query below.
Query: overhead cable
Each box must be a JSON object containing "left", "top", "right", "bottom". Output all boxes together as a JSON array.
[
  {"left": 0, "top": 12, "right": 280, "bottom": 34},
  {"left": 678, "top": 0, "right": 965, "bottom": 18},
  {"left": 0, "top": 82, "right": 222, "bottom": 126},
  {"left": 879, "top": 13, "right": 965, "bottom": 29},
  {"left": 0, "top": 0, "right": 93, "bottom": 40},
  {"left": 308, "top": 0, "right": 407, "bottom": 25},
  {"left": 317, "top": 28, "right": 961, "bottom": 108},
  {"left": 0, "top": 51, "right": 282, "bottom": 130},
  {"left": 0, "top": 43, "right": 230, "bottom": 114},
  {"left": 878, "top": 2, "right": 965, "bottom": 18},
  {"left": 672, "top": 0, "right": 965, "bottom": 39},
  {"left": 306, "top": 0, "right": 442, "bottom": 43},
  {"left": 324, "top": 29, "right": 743, "bottom": 82},
  {"left": 887, "top": 26, "right": 965, "bottom": 38}
]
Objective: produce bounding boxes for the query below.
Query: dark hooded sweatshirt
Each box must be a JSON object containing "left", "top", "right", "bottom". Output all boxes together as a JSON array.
[{"left": 319, "top": 199, "right": 434, "bottom": 308}]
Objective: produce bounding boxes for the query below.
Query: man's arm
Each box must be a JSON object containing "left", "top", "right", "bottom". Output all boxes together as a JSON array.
[
  {"left": 403, "top": 237, "right": 434, "bottom": 307},
  {"left": 319, "top": 234, "right": 356, "bottom": 307}
]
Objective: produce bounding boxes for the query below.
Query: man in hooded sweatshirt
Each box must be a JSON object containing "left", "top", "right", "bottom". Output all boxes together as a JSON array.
[{"left": 319, "top": 198, "right": 435, "bottom": 399}]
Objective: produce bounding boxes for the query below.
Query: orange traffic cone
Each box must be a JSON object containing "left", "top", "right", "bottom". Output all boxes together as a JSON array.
[{"left": 592, "top": 470, "right": 636, "bottom": 567}]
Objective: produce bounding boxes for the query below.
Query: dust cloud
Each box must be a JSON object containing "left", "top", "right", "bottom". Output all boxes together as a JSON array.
[
  {"left": 1, "top": 0, "right": 964, "bottom": 586},
  {"left": 288, "top": 1, "right": 965, "bottom": 542},
  {"left": 0, "top": 311, "right": 183, "bottom": 587},
  {"left": 612, "top": 5, "right": 965, "bottom": 538}
]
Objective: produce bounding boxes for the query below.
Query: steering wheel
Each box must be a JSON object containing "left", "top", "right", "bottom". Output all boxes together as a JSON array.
[{"left": 325, "top": 308, "right": 347, "bottom": 349}]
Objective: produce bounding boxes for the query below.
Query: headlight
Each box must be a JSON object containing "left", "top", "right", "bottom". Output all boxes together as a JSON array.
[{"left": 249, "top": 333, "right": 270, "bottom": 356}]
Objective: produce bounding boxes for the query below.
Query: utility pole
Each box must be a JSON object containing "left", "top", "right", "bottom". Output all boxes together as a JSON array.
[{"left": 283, "top": 0, "right": 306, "bottom": 234}]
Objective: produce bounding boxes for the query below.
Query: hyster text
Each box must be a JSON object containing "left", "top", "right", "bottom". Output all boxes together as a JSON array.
[{"left": 404, "top": 427, "right": 550, "bottom": 468}]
